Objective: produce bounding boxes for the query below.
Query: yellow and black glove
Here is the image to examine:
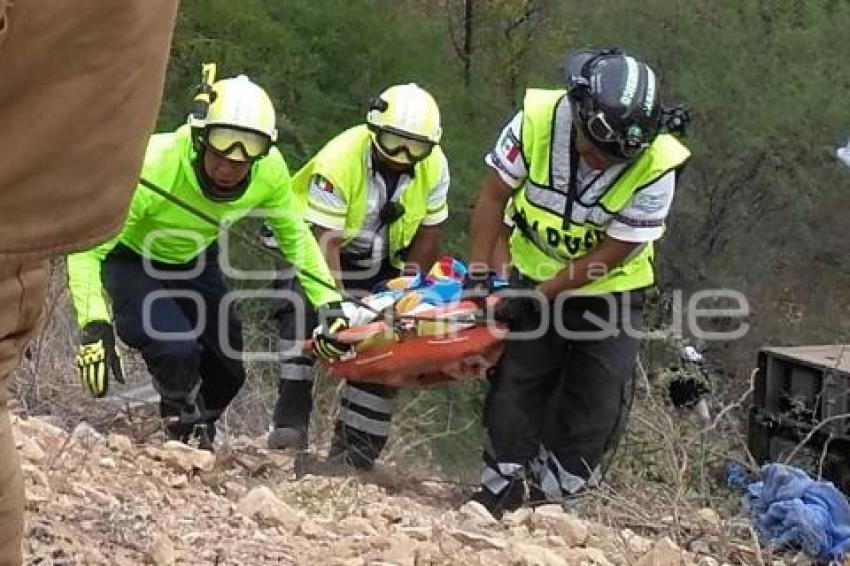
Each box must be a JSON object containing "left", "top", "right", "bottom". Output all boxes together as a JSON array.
[
  {"left": 75, "top": 321, "right": 125, "bottom": 397},
  {"left": 313, "top": 303, "right": 353, "bottom": 361}
]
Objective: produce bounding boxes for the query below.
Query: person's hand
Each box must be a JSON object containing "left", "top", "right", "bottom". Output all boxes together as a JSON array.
[
  {"left": 463, "top": 269, "right": 498, "bottom": 308},
  {"left": 75, "top": 321, "right": 125, "bottom": 397},
  {"left": 493, "top": 292, "right": 544, "bottom": 330},
  {"left": 314, "top": 303, "right": 354, "bottom": 361}
]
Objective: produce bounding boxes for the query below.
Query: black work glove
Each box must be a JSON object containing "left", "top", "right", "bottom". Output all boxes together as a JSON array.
[
  {"left": 75, "top": 321, "right": 125, "bottom": 398},
  {"left": 463, "top": 269, "right": 499, "bottom": 309},
  {"left": 314, "top": 302, "right": 354, "bottom": 361},
  {"left": 493, "top": 292, "right": 545, "bottom": 330}
]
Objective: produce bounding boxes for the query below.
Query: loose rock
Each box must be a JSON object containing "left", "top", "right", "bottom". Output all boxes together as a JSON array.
[
  {"left": 148, "top": 533, "right": 176, "bottom": 566},
  {"left": 237, "top": 486, "right": 301, "bottom": 531},
  {"left": 636, "top": 537, "right": 686, "bottom": 566},
  {"left": 532, "top": 505, "right": 589, "bottom": 547}
]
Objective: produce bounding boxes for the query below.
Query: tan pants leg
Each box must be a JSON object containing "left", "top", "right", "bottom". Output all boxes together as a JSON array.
[
  {"left": 0, "top": 260, "right": 48, "bottom": 566},
  {"left": 0, "top": 407, "right": 23, "bottom": 566}
]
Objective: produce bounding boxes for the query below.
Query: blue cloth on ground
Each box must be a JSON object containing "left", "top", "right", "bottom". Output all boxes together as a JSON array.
[
  {"left": 724, "top": 460, "right": 750, "bottom": 489},
  {"left": 745, "top": 463, "right": 850, "bottom": 561}
]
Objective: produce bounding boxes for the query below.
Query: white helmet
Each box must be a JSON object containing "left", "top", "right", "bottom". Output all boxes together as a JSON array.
[
  {"left": 366, "top": 83, "right": 442, "bottom": 166},
  {"left": 188, "top": 74, "right": 278, "bottom": 161}
]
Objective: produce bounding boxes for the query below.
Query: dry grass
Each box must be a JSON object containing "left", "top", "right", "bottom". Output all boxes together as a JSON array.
[{"left": 578, "top": 363, "right": 805, "bottom": 565}]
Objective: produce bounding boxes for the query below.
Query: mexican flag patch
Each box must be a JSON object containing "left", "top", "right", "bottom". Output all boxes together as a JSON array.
[
  {"left": 317, "top": 176, "right": 335, "bottom": 193},
  {"left": 500, "top": 131, "right": 521, "bottom": 163}
]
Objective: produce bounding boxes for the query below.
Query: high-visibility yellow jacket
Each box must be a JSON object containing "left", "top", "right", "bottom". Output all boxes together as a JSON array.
[{"left": 67, "top": 125, "right": 341, "bottom": 327}]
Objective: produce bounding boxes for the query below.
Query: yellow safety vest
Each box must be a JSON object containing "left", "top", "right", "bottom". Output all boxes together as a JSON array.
[
  {"left": 292, "top": 125, "right": 447, "bottom": 269},
  {"left": 511, "top": 89, "right": 691, "bottom": 291}
]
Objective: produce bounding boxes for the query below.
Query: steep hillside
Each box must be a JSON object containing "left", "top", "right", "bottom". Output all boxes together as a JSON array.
[{"left": 13, "top": 414, "right": 736, "bottom": 566}]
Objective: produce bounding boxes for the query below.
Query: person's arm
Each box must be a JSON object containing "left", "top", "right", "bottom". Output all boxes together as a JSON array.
[
  {"left": 538, "top": 170, "right": 677, "bottom": 298},
  {"left": 468, "top": 169, "right": 514, "bottom": 271},
  {"left": 66, "top": 185, "right": 153, "bottom": 327},
  {"left": 469, "top": 112, "right": 526, "bottom": 272},
  {"left": 67, "top": 239, "right": 120, "bottom": 328},
  {"left": 536, "top": 237, "right": 641, "bottom": 299},
  {"left": 405, "top": 224, "right": 443, "bottom": 274},
  {"left": 265, "top": 165, "right": 344, "bottom": 307},
  {"left": 405, "top": 157, "right": 449, "bottom": 273},
  {"left": 311, "top": 225, "right": 344, "bottom": 287},
  {"left": 491, "top": 223, "right": 512, "bottom": 279}
]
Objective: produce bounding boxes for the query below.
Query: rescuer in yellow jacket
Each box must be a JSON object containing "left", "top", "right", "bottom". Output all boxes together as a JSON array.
[
  {"left": 262, "top": 84, "right": 450, "bottom": 470},
  {"left": 465, "top": 48, "right": 691, "bottom": 517},
  {"left": 67, "top": 70, "right": 343, "bottom": 449}
]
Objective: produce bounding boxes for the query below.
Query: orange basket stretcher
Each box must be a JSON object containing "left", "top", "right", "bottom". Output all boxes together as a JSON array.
[{"left": 317, "top": 299, "right": 507, "bottom": 388}]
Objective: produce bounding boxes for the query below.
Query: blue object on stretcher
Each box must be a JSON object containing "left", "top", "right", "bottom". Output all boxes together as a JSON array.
[
  {"left": 371, "top": 257, "right": 508, "bottom": 308},
  {"left": 744, "top": 463, "right": 850, "bottom": 561},
  {"left": 419, "top": 277, "right": 462, "bottom": 305}
]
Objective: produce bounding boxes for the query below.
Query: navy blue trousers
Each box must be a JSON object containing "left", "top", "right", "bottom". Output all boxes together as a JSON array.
[{"left": 103, "top": 244, "right": 245, "bottom": 418}]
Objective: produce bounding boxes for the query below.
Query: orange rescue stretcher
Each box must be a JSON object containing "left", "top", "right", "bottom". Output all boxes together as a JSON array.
[{"left": 312, "top": 298, "right": 507, "bottom": 388}]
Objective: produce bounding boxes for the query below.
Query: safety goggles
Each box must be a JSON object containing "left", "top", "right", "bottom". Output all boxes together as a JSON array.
[
  {"left": 201, "top": 125, "right": 272, "bottom": 162},
  {"left": 372, "top": 127, "right": 436, "bottom": 163},
  {"left": 584, "top": 112, "right": 647, "bottom": 160}
]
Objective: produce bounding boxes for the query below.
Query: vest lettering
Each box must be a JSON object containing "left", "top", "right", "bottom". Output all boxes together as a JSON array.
[
  {"left": 564, "top": 235, "right": 581, "bottom": 255},
  {"left": 546, "top": 227, "right": 561, "bottom": 248}
]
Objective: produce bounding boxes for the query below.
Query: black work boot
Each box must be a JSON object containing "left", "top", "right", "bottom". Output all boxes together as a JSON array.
[
  {"left": 165, "top": 419, "right": 194, "bottom": 443},
  {"left": 269, "top": 380, "right": 312, "bottom": 450},
  {"left": 267, "top": 425, "right": 307, "bottom": 450},
  {"left": 526, "top": 483, "right": 550, "bottom": 508},
  {"left": 164, "top": 418, "right": 216, "bottom": 451},
  {"left": 469, "top": 478, "right": 525, "bottom": 520},
  {"left": 162, "top": 400, "right": 196, "bottom": 444},
  {"left": 298, "top": 451, "right": 361, "bottom": 478},
  {"left": 194, "top": 420, "right": 216, "bottom": 451},
  {"left": 328, "top": 422, "right": 384, "bottom": 471}
]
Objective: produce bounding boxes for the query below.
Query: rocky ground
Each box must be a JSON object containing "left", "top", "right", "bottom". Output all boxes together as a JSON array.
[{"left": 12, "top": 414, "right": 763, "bottom": 566}]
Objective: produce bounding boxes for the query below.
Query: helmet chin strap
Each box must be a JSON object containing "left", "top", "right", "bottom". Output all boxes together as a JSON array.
[{"left": 192, "top": 147, "right": 252, "bottom": 202}]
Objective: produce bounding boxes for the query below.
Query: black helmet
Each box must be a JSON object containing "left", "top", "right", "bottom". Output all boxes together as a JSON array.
[{"left": 565, "top": 48, "right": 661, "bottom": 162}]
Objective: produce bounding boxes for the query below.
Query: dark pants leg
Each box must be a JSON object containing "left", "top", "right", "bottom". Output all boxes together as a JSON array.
[
  {"left": 478, "top": 306, "right": 562, "bottom": 508},
  {"left": 329, "top": 258, "right": 399, "bottom": 468},
  {"left": 272, "top": 275, "right": 319, "bottom": 430},
  {"left": 104, "top": 245, "right": 245, "bottom": 419},
  {"left": 271, "top": 257, "right": 399, "bottom": 467},
  {"left": 479, "top": 291, "right": 642, "bottom": 509},
  {"left": 330, "top": 380, "right": 398, "bottom": 468},
  {"left": 535, "top": 304, "right": 641, "bottom": 501},
  {"left": 176, "top": 253, "right": 245, "bottom": 417}
]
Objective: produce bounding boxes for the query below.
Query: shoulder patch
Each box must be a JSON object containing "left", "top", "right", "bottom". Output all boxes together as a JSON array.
[
  {"left": 500, "top": 130, "right": 521, "bottom": 163},
  {"left": 316, "top": 176, "right": 335, "bottom": 193}
]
